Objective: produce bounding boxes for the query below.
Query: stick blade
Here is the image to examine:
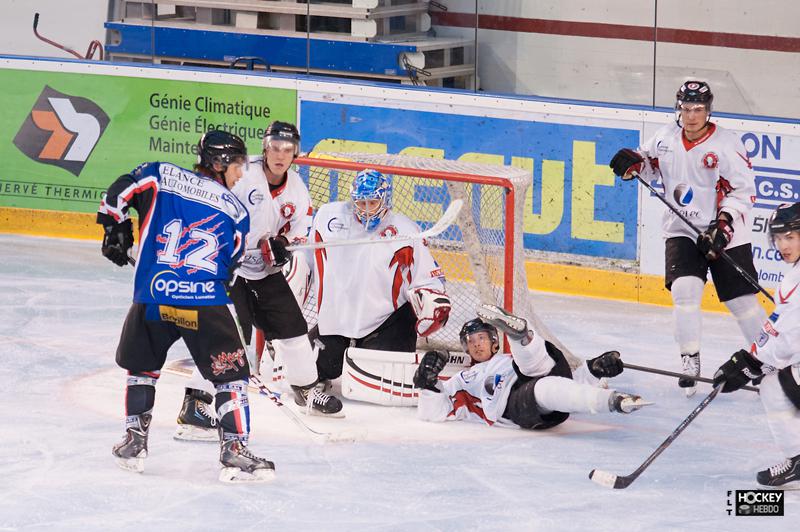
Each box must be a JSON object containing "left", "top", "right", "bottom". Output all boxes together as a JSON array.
[
  {"left": 420, "top": 199, "right": 463, "bottom": 239},
  {"left": 316, "top": 428, "right": 368, "bottom": 444},
  {"left": 589, "top": 469, "right": 632, "bottom": 490}
]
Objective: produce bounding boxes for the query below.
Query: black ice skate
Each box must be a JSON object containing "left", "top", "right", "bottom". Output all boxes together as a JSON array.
[
  {"left": 219, "top": 438, "right": 275, "bottom": 483},
  {"left": 292, "top": 383, "right": 344, "bottom": 417},
  {"left": 112, "top": 413, "right": 152, "bottom": 473},
  {"left": 678, "top": 353, "right": 700, "bottom": 398},
  {"left": 174, "top": 388, "right": 219, "bottom": 442},
  {"left": 757, "top": 454, "right": 800, "bottom": 489},
  {"left": 609, "top": 392, "right": 653, "bottom": 414},
  {"left": 476, "top": 304, "right": 534, "bottom": 344}
]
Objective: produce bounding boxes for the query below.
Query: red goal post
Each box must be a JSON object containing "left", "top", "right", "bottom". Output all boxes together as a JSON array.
[{"left": 293, "top": 152, "right": 581, "bottom": 367}]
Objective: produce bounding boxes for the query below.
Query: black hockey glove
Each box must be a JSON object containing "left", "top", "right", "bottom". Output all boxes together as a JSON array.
[
  {"left": 712, "top": 349, "right": 763, "bottom": 393},
  {"left": 101, "top": 219, "right": 134, "bottom": 267},
  {"left": 587, "top": 350, "right": 624, "bottom": 379},
  {"left": 697, "top": 211, "right": 733, "bottom": 260},
  {"left": 609, "top": 148, "right": 644, "bottom": 180},
  {"left": 259, "top": 236, "right": 292, "bottom": 268},
  {"left": 413, "top": 351, "right": 448, "bottom": 393}
]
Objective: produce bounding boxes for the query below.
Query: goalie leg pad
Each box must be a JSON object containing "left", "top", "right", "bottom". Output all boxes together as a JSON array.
[{"left": 342, "top": 347, "right": 469, "bottom": 406}]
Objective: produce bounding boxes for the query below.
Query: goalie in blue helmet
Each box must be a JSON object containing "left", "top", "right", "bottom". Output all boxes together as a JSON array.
[{"left": 350, "top": 169, "right": 392, "bottom": 232}]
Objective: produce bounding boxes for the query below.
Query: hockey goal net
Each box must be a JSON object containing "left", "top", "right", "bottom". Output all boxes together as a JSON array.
[{"left": 294, "top": 152, "right": 578, "bottom": 365}]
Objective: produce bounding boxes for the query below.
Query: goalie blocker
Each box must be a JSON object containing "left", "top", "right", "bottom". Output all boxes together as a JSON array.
[{"left": 342, "top": 347, "right": 470, "bottom": 406}]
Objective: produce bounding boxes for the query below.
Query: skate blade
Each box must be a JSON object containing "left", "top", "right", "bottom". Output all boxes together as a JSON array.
[
  {"left": 218, "top": 467, "right": 276, "bottom": 484},
  {"left": 620, "top": 398, "right": 655, "bottom": 413},
  {"left": 301, "top": 408, "right": 346, "bottom": 419},
  {"left": 174, "top": 425, "right": 219, "bottom": 442},
  {"left": 115, "top": 456, "right": 144, "bottom": 473},
  {"left": 683, "top": 386, "right": 697, "bottom": 398}
]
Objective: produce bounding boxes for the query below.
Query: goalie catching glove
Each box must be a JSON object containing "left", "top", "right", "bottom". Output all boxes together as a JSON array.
[
  {"left": 408, "top": 287, "right": 451, "bottom": 337},
  {"left": 259, "top": 235, "right": 292, "bottom": 268},
  {"left": 413, "top": 350, "right": 448, "bottom": 392},
  {"left": 101, "top": 219, "right": 134, "bottom": 267}
]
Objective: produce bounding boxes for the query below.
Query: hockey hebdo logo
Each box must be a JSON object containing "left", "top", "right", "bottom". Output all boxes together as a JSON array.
[
  {"left": 726, "top": 490, "right": 784, "bottom": 516},
  {"left": 13, "top": 86, "right": 109, "bottom": 176}
]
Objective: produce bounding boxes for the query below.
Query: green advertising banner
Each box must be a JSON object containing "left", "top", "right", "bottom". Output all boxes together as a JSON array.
[{"left": 1, "top": 69, "right": 296, "bottom": 213}]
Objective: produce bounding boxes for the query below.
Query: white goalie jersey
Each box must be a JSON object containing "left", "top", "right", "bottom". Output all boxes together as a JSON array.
[
  {"left": 638, "top": 122, "right": 756, "bottom": 247},
  {"left": 308, "top": 201, "right": 446, "bottom": 339},
  {"left": 232, "top": 158, "right": 313, "bottom": 280}
]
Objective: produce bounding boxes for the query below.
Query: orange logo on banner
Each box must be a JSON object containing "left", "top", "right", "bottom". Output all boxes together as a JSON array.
[{"left": 13, "top": 85, "right": 109, "bottom": 176}]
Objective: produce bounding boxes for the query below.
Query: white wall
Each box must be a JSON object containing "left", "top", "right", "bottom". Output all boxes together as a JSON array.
[
  {"left": 0, "top": 0, "right": 109, "bottom": 59},
  {"left": 435, "top": 0, "right": 800, "bottom": 118}
]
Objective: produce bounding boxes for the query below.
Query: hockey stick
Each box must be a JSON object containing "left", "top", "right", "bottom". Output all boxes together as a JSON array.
[
  {"left": 589, "top": 384, "right": 722, "bottom": 489},
  {"left": 285, "top": 199, "right": 463, "bottom": 251},
  {"left": 635, "top": 174, "right": 773, "bottom": 303},
  {"left": 249, "top": 374, "right": 366, "bottom": 444},
  {"left": 623, "top": 362, "right": 758, "bottom": 393}
]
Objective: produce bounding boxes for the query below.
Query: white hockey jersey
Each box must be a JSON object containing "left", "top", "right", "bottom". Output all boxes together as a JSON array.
[
  {"left": 417, "top": 334, "right": 583, "bottom": 428},
  {"left": 752, "top": 262, "right": 800, "bottom": 369},
  {"left": 638, "top": 122, "right": 756, "bottom": 247},
  {"left": 233, "top": 157, "right": 312, "bottom": 280},
  {"left": 309, "top": 201, "right": 446, "bottom": 339}
]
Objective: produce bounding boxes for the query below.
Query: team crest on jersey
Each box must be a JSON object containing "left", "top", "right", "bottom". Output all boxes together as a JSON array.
[
  {"left": 280, "top": 202, "right": 296, "bottom": 219},
  {"left": 380, "top": 225, "right": 398, "bottom": 238},
  {"left": 702, "top": 152, "right": 719, "bottom": 169},
  {"left": 673, "top": 183, "right": 694, "bottom": 206}
]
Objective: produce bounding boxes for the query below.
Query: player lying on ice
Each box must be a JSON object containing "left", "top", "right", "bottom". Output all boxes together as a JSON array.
[{"left": 415, "top": 304, "right": 652, "bottom": 429}]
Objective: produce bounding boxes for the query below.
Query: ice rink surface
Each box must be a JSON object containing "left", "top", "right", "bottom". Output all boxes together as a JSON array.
[{"left": 0, "top": 234, "right": 795, "bottom": 531}]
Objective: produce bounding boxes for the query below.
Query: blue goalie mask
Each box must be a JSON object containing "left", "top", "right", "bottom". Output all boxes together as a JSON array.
[{"left": 350, "top": 169, "right": 392, "bottom": 232}]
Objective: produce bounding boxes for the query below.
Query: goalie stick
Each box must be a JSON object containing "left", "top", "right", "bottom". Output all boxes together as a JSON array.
[
  {"left": 249, "top": 374, "right": 366, "bottom": 444},
  {"left": 634, "top": 173, "right": 773, "bottom": 303},
  {"left": 589, "top": 384, "right": 721, "bottom": 489},
  {"left": 285, "top": 199, "right": 463, "bottom": 251}
]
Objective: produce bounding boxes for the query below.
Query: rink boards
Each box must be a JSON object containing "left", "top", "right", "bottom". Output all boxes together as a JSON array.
[{"left": 1, "top": 55, "right": 798, "bottom": 310}]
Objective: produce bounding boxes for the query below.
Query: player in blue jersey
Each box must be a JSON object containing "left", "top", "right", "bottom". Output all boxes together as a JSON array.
[{"left": 97, "top": 130, "right": 274, "bottom": 483}]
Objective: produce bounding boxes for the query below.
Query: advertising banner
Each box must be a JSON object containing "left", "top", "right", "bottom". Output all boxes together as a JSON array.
[
  {"left": 299, "top": 101, "right": 640, "bottom": 260},
  {"left": 0, "top": 68, "right": 296, "bottom": 214}
]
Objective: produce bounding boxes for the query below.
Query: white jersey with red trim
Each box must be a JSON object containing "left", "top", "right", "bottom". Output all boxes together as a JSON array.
[
  {"left": 751, "top": 262, "right": 800, "bottom": 369},
  {"left": 638, "top": 122, "right": 756, "bottom": 247},
  {"left": 417, "top": 333, "right": 558, "bottom": 428},
  {"left": 233, "top": 157, "right": 312, "bottom": 280},
  {"left": 309, "top": 201, "right": 446, "bottom": 339}
]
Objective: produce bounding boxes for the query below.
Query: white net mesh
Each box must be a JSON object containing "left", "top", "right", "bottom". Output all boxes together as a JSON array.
[{"left": 295, "top": 152, "right": 579, "bottom": 366}]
